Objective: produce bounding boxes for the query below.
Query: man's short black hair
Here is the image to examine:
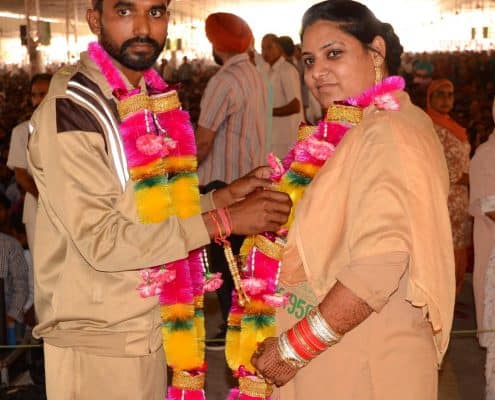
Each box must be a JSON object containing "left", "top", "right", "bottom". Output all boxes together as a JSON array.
[{"left": 30, "top": 73, "right": 52, "bottom": 88}]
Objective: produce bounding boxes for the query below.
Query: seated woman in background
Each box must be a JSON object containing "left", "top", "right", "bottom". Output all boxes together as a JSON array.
[{"left": 427, "top": 79, "right": 472, "bottom": 297}]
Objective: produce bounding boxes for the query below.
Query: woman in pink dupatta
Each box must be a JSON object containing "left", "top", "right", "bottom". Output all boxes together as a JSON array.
[{"left": 470, "top": 97, "right": 495, "bottom": 400}]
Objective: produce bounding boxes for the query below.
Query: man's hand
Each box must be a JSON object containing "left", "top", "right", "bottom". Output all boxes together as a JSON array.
[
  {"left": 213, "top": 166, "right": 275, "bottom": 208},
  {"left": 228, "top": 188, "right": 291, "bottom": 235},
  {"left": 251, "top": 337, "right": 299, "bottom": 387}
]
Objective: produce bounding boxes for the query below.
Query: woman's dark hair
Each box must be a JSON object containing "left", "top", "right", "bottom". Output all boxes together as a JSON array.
[
  {"left": 93, "top": 0, "right": 103, "bottom": 12},
  {"left": 301, "top": 0, "right": 403, "bottom": 75}
]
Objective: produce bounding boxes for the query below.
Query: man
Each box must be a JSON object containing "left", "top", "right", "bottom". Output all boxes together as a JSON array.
[
  {"left": 0, "top": 192, "right": 29, "bottom": 345},
  {"left": 197, "top": 12, "right": 268, "bottom": 186},
  {"left": 177, "top": 55, "right": 193, "bottom": 85},
  {"left": 261, "top": 33, "right": 304, "bottom": 159},
  {"left": 7, "top": 73, "right": 51, "bottom": 324},
  {"left": 27, "top": 1, "right": 291, "bottom": 399},
  {"left": 196, "top": 12, "right": 270, "bottom": 349}
]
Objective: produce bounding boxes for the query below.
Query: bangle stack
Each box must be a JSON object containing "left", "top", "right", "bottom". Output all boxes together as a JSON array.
[
  {"left": 277, "top": 307, "right": 341, "bottom": 369},
  {"left": 207, "top": 208, "right": 250, "bottom": 306}
]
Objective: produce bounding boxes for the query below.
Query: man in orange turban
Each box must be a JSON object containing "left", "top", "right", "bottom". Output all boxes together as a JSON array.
[
  {"left": 197, "top": 12, "right": 270, "bottom": 350},
  {"left": 205, "top": 12, "right": 253, "bottom": 56}
]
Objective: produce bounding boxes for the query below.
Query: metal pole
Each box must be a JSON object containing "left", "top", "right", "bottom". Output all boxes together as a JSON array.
[
  {"left": 35, "top": 0, "right": 41, "bottom": 39},
  {"left": 73, "top": 0, "right": 79, "bottom": 45},
  {"left": 65, "top": 0, "right": 70, "bottom": 62},
  {"left": 24, "top": 0, "right": 32, "bottom": 70}
]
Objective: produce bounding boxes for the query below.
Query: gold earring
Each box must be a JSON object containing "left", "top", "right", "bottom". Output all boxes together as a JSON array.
[{"left": 373, "top": 56, "right": 383, "bottom": 84}]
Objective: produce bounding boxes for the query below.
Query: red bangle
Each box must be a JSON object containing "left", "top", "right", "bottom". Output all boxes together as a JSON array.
[
  {"left": 297, "top": 317, "right": 328, "bottom": 352},
  {"left": 287, "top": 326, "right": 315, "bottom": 361}
]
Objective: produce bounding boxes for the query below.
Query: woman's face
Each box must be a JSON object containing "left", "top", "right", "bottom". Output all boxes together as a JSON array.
[
  {"left": 301, "top": 20, "right": 377, "bottom": 108},
  {"left": 429, "top": 84, "right": 454, "bottom": 115}
]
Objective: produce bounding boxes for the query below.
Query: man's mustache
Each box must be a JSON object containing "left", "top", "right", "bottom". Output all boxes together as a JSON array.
[{"left": 121, "top": 36, "right": 161, "bottom": 52}]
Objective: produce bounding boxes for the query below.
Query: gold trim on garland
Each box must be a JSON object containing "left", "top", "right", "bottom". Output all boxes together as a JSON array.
[
  {"left": 172, "top": 371, "right": 206, "bottom": 391},
  {"left": 254, "top": 235, "right": 284, "bottom": 260},
  {"left": 326, "top": 104, "right": 363, "bottom": 125},
  {"left": 298, "top": 125, "right": 317, "bottom": 141},
  {"left": 117, "top": 90, "right": 182, "bottom": 120},
  {"left": 239, "top": 377, "right": 274, "bottom": 397}
]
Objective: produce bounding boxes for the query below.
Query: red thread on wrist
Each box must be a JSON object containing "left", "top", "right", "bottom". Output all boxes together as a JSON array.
[
  {"left": 217, "top": 208, "right": 232, "bottom": 237},
  {"left": 208, "top": 210, "right": 230, "bottom": 246}
]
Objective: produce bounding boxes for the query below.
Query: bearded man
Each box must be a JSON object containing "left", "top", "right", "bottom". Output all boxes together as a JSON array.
[{"left": 27, "top": 1, "right": 291, "bottom": 399}]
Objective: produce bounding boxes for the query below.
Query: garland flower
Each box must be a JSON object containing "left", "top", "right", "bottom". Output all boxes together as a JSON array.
[
  {"left": 225, "top": 76, "right": 406, "bottom": 400},
  {"left": 88, "top": 42, "right": 220, "bottom": 400}
]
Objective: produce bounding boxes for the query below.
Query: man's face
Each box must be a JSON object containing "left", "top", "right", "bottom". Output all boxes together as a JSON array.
[
  {"left": 89, "top": 0, "right": 170, "bottom": 71},
  {"left": 31, "top": 80, "right": 50, "bottom": 108},
  {"left": 261, "top": 36, "right": 281, "bottom": 66}
]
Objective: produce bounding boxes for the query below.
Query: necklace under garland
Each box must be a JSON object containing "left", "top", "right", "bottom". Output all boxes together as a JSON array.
[
  {"left": 88, "top": 42, "right": 222, "bottom": 400},
  {"left": 224, "top": 76, "right": 406, "bottom": 400}
]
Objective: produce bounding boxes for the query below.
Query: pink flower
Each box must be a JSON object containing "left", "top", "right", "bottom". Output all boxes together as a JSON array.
[
  {"left": 302, "top": 136, "right": 335, "bottom": 161},
  {"left": 136, "top": 134, "right": 163, "bottom": 156},
  {"left": 242, "top": 277, "right": 267, "bottom": 295},
  {"left": 267, "top": 152, "right": 285, "bottom": 182},
  {"left": 152, "top": 267, "right": 176, "bottom": 284},
  {"left": 139, "top": 269, "right": 153, "bottom": 282},
  {"left": 204, "top": 272, "right": 223, "bottom": 292},
  {"left": 137, "top": 281, "right": 160, "bottom": 298},
  {"left": 277, "top": 227, "right": 289, "bottom": 238},
  {"left": 263, "top": 293, "right": 289, "bottom": 307},
  {"left": 374, "top": 93, "right": 400, "bottom": 111},
  {"left": 163, "top": 137, "right": 177, "bottom": 150}
]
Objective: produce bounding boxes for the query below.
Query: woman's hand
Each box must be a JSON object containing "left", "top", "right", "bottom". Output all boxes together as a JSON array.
[
  {"left": 213, "top": 166, "right": 274, "bottom": 208},
  {"left": 251, "top": 337, "right": 299, "bottom": 387}
]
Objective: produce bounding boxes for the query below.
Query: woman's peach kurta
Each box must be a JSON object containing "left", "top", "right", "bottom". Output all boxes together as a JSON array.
[{"left": 276, "top": 92, "right": 455, "bottom": 400}]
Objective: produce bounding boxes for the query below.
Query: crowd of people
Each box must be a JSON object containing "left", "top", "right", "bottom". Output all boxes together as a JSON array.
[{"left": 0, "top": 0, "right": 493, "bottom": 399}]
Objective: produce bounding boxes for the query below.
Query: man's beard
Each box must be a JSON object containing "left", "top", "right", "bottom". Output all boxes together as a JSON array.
[
  {"left": 213, "top": 51, "right": 223, "bottom": 66},
  {"left": 100, "top": 27, "right": 165, "bottom": 71}
]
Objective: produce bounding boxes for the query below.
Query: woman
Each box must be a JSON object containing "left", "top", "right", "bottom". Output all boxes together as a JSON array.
[
  {"left": 470, "top": 98, "right": 495, "bottom": 400},
  {"left": 251, "top": 1, "right": 455, "bottom": 399},
  {"left": 427, "top": 79, "right": 472, "bottom": 297}
]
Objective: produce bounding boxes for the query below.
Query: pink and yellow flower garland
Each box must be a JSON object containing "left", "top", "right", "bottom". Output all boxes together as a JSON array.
[
  {"left": 225, "top": 76, "right": 406, "bottom": 400},
  {"left": 88, "top": 42, "right": 214, "bottom": 400}
]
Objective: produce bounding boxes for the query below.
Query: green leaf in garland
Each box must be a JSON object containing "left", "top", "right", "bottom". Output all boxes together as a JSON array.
[
  {"left": 242, "top": 314, "right": 275, "bottom": 329},
  {"left": 163, "top": 319, "right": 194, "bottom": 331},
  {"left": 286, "top": 170, "right": 311, "bottom": 186}
]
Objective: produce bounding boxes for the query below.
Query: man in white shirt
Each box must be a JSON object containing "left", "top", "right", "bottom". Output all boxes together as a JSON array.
[
  {"left": 7, "top": 73, "right": 51, "bottom": 319},
  {"left": 261, "top": 34, "right": 304, "bottom": 159}
]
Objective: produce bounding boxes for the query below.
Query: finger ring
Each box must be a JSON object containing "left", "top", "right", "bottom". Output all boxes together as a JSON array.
[{"left": 265, "top": 378, "right": 274, "bottom": 385}]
